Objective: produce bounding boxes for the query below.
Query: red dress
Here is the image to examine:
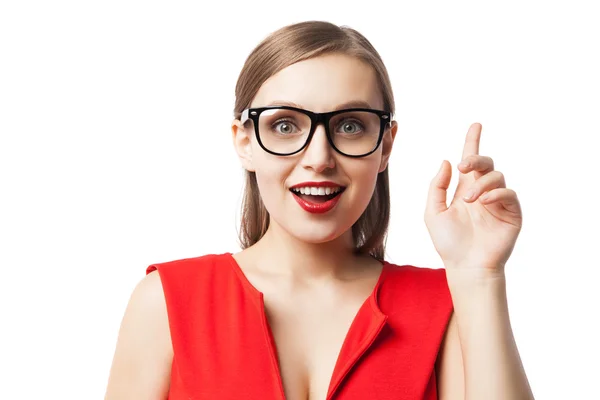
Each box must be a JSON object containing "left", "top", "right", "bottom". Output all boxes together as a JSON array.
[{"left": 146, "top": 252, "right": 453, "bottom": 400}]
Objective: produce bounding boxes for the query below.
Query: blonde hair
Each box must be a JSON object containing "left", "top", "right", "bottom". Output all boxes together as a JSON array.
[{"left": 233, "top": 21, "right": 395, "bottom": 260}]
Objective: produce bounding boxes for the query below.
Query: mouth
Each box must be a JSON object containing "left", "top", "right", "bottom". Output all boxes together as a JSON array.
[
  {"left": 288, "top": 186, "right": 346, "bottom": 214},
  {"left": 289, "top": 187, "right": 346, "bottom": 203}
]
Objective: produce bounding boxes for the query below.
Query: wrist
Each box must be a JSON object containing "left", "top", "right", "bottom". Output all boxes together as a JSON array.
[{"left": 444, "top": 267, "right": 506, "bottom": 291}]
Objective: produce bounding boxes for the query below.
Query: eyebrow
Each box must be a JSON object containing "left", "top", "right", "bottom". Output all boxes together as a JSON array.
[{"left": 264, "top": 100, "right": 374, "bottom": 111}]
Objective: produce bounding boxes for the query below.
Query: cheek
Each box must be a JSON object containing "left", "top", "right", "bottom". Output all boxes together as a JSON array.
[
  {"left": 343, "top": 160, "right": 382, "bottom": 210},
  {"left": 347, "top": 158, "right": 381, "bottom": 188},
  {"left": 253, "top": 155, "right": 294, "bottom": 200}
]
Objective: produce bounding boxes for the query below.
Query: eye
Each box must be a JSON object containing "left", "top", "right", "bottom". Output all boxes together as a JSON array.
[
  {"left": 272, "top": 119, "right": 299, "bottom": 135},
  {"left": 336, "top": 119, "right": 364, "bottom": 135}
]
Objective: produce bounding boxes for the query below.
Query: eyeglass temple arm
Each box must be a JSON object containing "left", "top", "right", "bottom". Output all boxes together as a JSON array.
[{"left": 240, "top": 109, "right": 249, "bottom": 125}]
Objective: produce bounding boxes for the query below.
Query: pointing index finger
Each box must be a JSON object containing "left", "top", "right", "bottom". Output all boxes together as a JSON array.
[{"left": 461, "top": 123, "right": 482, "bottom": 161}]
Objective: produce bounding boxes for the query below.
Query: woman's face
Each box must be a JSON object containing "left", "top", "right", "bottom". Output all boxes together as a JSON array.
[{"left": 232, "top": 53, "right": 397, "bottom": 245}]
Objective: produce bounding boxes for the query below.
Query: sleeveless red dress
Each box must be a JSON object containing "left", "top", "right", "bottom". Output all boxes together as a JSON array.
[{"left": 146, "top": 252, "right": 453, "bottom": 400}]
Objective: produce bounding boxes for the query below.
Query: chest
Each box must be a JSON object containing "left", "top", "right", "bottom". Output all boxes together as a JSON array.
[{"left": 263, "top": 293, "right": 366, "bottom": 400}]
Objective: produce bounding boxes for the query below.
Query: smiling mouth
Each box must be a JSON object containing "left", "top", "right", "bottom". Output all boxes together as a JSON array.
[{"left": 289, "top": 188, "right": 346, "bottom": 204}]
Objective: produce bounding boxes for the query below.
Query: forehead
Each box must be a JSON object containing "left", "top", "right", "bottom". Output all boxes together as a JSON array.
[{"left": 251, "top": 53, "right": 383, "bottom": 112}]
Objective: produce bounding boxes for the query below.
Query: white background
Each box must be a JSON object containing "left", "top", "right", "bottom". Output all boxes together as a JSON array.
[{"left": 1, "top": 1, "right": 598, "bottom": 398}]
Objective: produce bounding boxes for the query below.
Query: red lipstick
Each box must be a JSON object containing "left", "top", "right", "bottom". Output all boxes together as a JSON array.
[
  {"left": 289, "top": 181, "right": 345, "bottom": 214},
  {"left": 289, "top": 181, "right": 343, "bottom": 189}
]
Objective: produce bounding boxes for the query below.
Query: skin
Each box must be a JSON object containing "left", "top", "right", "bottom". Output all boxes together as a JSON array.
[{"left": 105, "top": 53, "right": 534, "bottom": 400}]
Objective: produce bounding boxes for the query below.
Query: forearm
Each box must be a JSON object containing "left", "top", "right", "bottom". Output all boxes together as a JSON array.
[{"left": 446, "top": 272, "right": 534, "bottom": 400}]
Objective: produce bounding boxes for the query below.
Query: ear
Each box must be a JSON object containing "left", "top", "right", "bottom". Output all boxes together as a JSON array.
[
  {"left": 231, "top": 118, "right": 255, "bottom": 172},
  {"left": 378, "top": 120, "right": 398, "bottom": 173}
]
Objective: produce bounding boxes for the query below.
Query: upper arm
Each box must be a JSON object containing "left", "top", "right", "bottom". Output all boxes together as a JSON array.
[
  {"left": 105, "top": 270, "right": 173, "bottom": 400},
  {"left": 435, "top": 311, "right": 465, "bottom": 400}
]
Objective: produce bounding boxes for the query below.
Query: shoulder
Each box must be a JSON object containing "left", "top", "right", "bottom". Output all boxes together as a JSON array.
[
  {"left": 380, "top": 260, "right": 451, "bottom": 298},
  {"left": 136, "top": 270, "right": 167, "bottom": 309},
  {"left": 145, "top": 252, "right": 229, "bottom": 275},
  {"left": 123, "top": 270, "right": 171, "bottom": 348},
  {"left": 382, "top": 260, "right": 448, "bottom": 278},
  {"left": 105, "top": 271, "right": 172, "bottom": 398},
  {"left": 144, "top": 252, "right": 243, "bottom": 306},
  {"left": 377, "top": 260, "right": 453, "bottom": 330}
]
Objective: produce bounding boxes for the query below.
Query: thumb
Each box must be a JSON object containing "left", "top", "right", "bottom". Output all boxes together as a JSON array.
[{"left": 425, "top": 160, "right": 451, "bottom": 217}]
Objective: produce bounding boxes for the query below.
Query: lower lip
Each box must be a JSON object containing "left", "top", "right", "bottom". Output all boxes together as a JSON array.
[{"left": 290, "top": 190, "right": 343, "bottom": 214}]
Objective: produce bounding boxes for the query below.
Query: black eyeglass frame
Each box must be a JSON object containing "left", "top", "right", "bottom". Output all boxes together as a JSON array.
[{"left": 240, "top": 105, "right": 393, "bottom": 158}]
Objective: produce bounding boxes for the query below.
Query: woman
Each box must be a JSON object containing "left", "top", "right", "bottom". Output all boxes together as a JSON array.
[{"left": 105, "top": 21, "right": 534, "bottom": 400}]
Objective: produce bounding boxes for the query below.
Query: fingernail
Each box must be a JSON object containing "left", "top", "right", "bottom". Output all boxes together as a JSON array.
[
  {"left": 463, "top": 189, "right": 475, "bottom": 201},
  {"left": 459, "top": 161, "right": 470, "bottom": 168}
]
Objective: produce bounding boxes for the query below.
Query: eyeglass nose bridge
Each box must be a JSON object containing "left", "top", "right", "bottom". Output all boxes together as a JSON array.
[{"left": 301, "top": 111, "right": 338, "bottom": 154}]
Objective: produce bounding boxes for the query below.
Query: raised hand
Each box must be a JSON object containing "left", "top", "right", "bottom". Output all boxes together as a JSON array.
[{"left": 424, "top": 123, "right": 523, "bottom": 278}]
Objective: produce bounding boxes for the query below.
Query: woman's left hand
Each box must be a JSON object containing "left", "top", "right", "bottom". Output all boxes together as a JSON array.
[{"left": 424, "top": 123, "right": 523, "bottom": 279}]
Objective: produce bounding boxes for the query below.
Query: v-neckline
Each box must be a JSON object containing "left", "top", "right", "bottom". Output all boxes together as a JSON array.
[{"left": 225, "top": 252, "right": 389, "bottom": 400}]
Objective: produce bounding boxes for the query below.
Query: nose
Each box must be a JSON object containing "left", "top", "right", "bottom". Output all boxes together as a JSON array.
[{"left": 299, "top": 123, "right": 335, "bottom": 173}]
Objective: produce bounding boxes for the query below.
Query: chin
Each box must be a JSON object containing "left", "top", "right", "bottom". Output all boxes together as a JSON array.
[
  {"left": 278, "top": 217, "right": 351, "bottom": 244},
  {"left": 296, "top": 228, "right": 344, "bottom": 244}
]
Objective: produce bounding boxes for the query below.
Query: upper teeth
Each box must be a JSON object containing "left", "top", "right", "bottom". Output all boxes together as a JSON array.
[{"left": 291, "top": 186, "right": 342, "bottom": 195}]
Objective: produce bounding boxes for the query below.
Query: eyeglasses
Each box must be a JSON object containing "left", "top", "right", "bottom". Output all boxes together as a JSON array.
[{"left": 240, "top": 105, "right": 393, "bottom": 158}]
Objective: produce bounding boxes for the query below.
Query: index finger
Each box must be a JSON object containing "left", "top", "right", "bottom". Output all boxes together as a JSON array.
[{"left": 461, "top": 122, "right": 482, "bottom": 161}]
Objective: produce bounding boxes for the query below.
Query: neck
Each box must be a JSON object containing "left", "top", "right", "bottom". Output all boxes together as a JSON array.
[{"left": 250, "top": 219, "right": 374, "bottom": 281}]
